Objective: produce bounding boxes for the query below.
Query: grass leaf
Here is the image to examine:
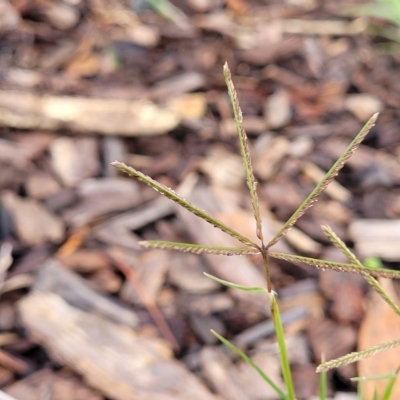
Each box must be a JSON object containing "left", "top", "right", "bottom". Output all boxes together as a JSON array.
[
  {"left": 204, "top": 272, "right": 266, "bottom": 292},
  {"left": 211, "top": 330, "right": 288, "bottom": 400},
  {"left": 269, "top": 292, "right": 296, "bottom": 400},
  {"left": 267, "top": 113, "right": 378, "bottom": 249},
  {"left": 112, "top": 161, "right": 258, "bottom": 248},
  {"left": 223, "top": 63, "right": 264, "bottom": 244},
  {"left": 139, "top": 241, "right": 260, "bottom": 256},
  {"left": 317, "top": 339, "right": 400, "bottom": 372}
]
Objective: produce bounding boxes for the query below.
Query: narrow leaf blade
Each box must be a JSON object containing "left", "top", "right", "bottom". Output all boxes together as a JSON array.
[
  {"left": 204, "top": 272, "right": 266, "bottom": 292},
  {"left": 211, "top": 330, "right": 288, "bottom": 400},
  {"left": 267, "top": 113, "right": 378, "bottom": 248},
  {"left": 112, "top": 161, "right": 257, "bottom": 248},
  {"left": 224, "top": 63, "right": 264, "bottom": 244}
]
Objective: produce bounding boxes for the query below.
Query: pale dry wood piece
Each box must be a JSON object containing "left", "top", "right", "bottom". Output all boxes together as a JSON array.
[
  {"left": 358, "top": 279, "right": 400, "bottom": 399},
  {"left": 252, "top": 135, "right": 290, "bottom": 181},
  {"left": 25, "top": 172, "right": 61, "bottom": 199},
  {"left": 0, "top": 91, "right": 180, "bottom": 136},
  {"left": 4, "top": 369, "right": 102, "bottom": 400},
  {"left": 18, "top": 291, "right": 217, "bottom": 400},
  {"left": 263, "top": 64, "right": 307, "bottom": 88},
  {"left": 236, "top": 350, "right": 285, "bottom": 400},
  {"left": 0, "top": 0, "right": 20, "bottom": 33},
  {"left": 57, "top": 249, "right": 110, "bottom": 272},
  {"left": 168, "top": 253, "right": 220, "bottom": 294},
  {"left": 200, "top": 145, "right": 245, "bottom": 189},
  {"left": 345, "top": 94, "right": 383, "bottom": 122},
  {"left": 180, "top": 292, "right": 234, "bottom": 315},
  {"left": 50, "top": 137, "right": 100, "bottom": 186},
  {"left": 34, "top": 259, "right": 138, "bottom": 329},
  {"left": 0, "top": 133, "right": 53, "bottom": 169},
  {"left": 62, "top": 178, "right": 144, "bottom": 227},
  {"left": 93, "top": 197, "right": 174, "bottom": 248},
  {"left": 264, "top": 89, "right": 291, "bottom": 129},
  {"left": 119, "top": 250, "right": 169, "bottom": 305},
  {"left": 303, "top": 162, "right": 352, "bottom": 203},
  {"left": 349, "top": 219, "right": 400, "bottom": 261},
  {"left": 200, "top": 346, "right": 251, "bottom": 400},
  {"left": 150, "top": 73, "right": 206, "bottom": 100},
  {"left": 1, "top": 191, "right": 64, "bottom": 247},
  {"left": 0, "top": 390, "right": 16, "bottom": 400}
]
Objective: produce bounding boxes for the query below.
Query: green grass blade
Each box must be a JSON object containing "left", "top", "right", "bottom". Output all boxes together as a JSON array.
[
  {"left": 211, "top": 330, "right": 288, "bottom": 400},
  {"left": 382, "top": 367, "right": 400, "bottom": 400},
  {"left": 139, "top": 241, "right": 260, "bottom": 256},
  {"left": 267, "top": 113, "right": 378, "bottom": 249},
  {"left": 223, "top": 63, "right": 264, "bottom": 244},
  {"left": 317, "top": 339, "right": 400, "bottom": 372},
  {"left": 112, "top": 161, "right": 257, "bottom": 248},
  {"left": 269, "top": 251, "right": 400, "bottom": 279},
  {"left": 319, "top": 369, "right": 327, "bottom": 400},
  {"left": 352, "top": 372, "right": 397, "bottom": 382},
  {"left": 204, "top": 273, "right": 266, "bottom": 292},
  {"left": 269, "top": 292, "right": 296, "bottom": 400}
]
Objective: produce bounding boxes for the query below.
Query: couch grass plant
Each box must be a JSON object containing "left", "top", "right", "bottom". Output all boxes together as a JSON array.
[{"left": 113, "top": 63, "right": 400, "bottom": 399}]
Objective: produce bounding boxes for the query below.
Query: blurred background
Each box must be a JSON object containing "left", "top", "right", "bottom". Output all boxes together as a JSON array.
[{"left": 1, "top": 0, "right": 400, "bottom": 399}]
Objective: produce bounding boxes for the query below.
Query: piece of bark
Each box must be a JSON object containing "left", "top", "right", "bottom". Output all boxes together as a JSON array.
[
  {"left": 307, "top": 318, "right": 357, "bottom": 364},
  {"left": 200, "top": 346, "right": 251, "bottom": 400},
  {"left": 264, "top": 88, "right": 292, "bottom": 129},
  {"left": 236, "top": 350, "right": 285, "bottom": 400},
  {"left": 291, "top": 364, "right": 320, "bottom": 400},
  {"left": 0, "top": 91, "right": 180, "bottom": 136},
  {"left": 50, "top": 137, "right": 100, "bottom": 186},
  {"left": 179, "top": 292, "right": 234, "bottom": 315},
  {"left": 93, "top": 197, "right": 173, "bottom": 248},
  {"left": 57, "top": 249, "right": 110, "bottom": 272},
  {"left": 4, "top": 369, "right": 102, "bottom": 400},
  {"left": 33, "top": 259, "right": 138, "bottom": 329},
  {"left": 62, "top": 177, "right": 144, "bottom": 227},
  {"left": 349, "top": 219, "right": 400, "bottom": 261},
  {"left": 168, "top": 253, "right": 220, "bottom": 293},
  {"left": 1, "top": 191, "right": 64, "bottom": 247},
  {"left": 25, "top": 172, "right": 61, "bottom": 199},
  {"left": 0, "top": 365, "right": 13, "bottom": 387},
  {"left": 0, "top": 390, "right": 16, "bottom": 400},
  {"left": 252, "top": 135, "right": 290, "bottom": 181},
  {"left": 119, "top": 250, "right": 169, "bottom": 306},
  {"left": 17, "top": 291, "right": 217, "bottom": 400},
  {"left": 358, "top": 279, "right": 400, "bottom": 399}
]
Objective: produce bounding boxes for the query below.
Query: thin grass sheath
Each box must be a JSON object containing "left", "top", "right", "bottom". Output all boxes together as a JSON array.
[
  {"left": 112, "top": 161, "right": 258, "bottom": 249},
  {"left": 139, "top": 241, "right": 260, "bottom": 256},
  {"left": 267, "top": 113, "right": 378, "bottom": 249},
  {"left": 317, "top": 339, "right": 400, "bottom": 373},
  {"left": 223, "top": 63, "right": 264, "bottom": 244}
]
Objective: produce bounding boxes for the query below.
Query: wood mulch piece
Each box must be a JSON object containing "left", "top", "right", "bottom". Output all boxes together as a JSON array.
[{"left": 1, "top": 1, "right": 400, "bottom": 399}]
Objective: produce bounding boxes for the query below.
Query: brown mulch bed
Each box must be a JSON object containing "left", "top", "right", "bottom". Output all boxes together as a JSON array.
[{"left": 1, "top": 0, "right": 400, "bottom": 399}]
